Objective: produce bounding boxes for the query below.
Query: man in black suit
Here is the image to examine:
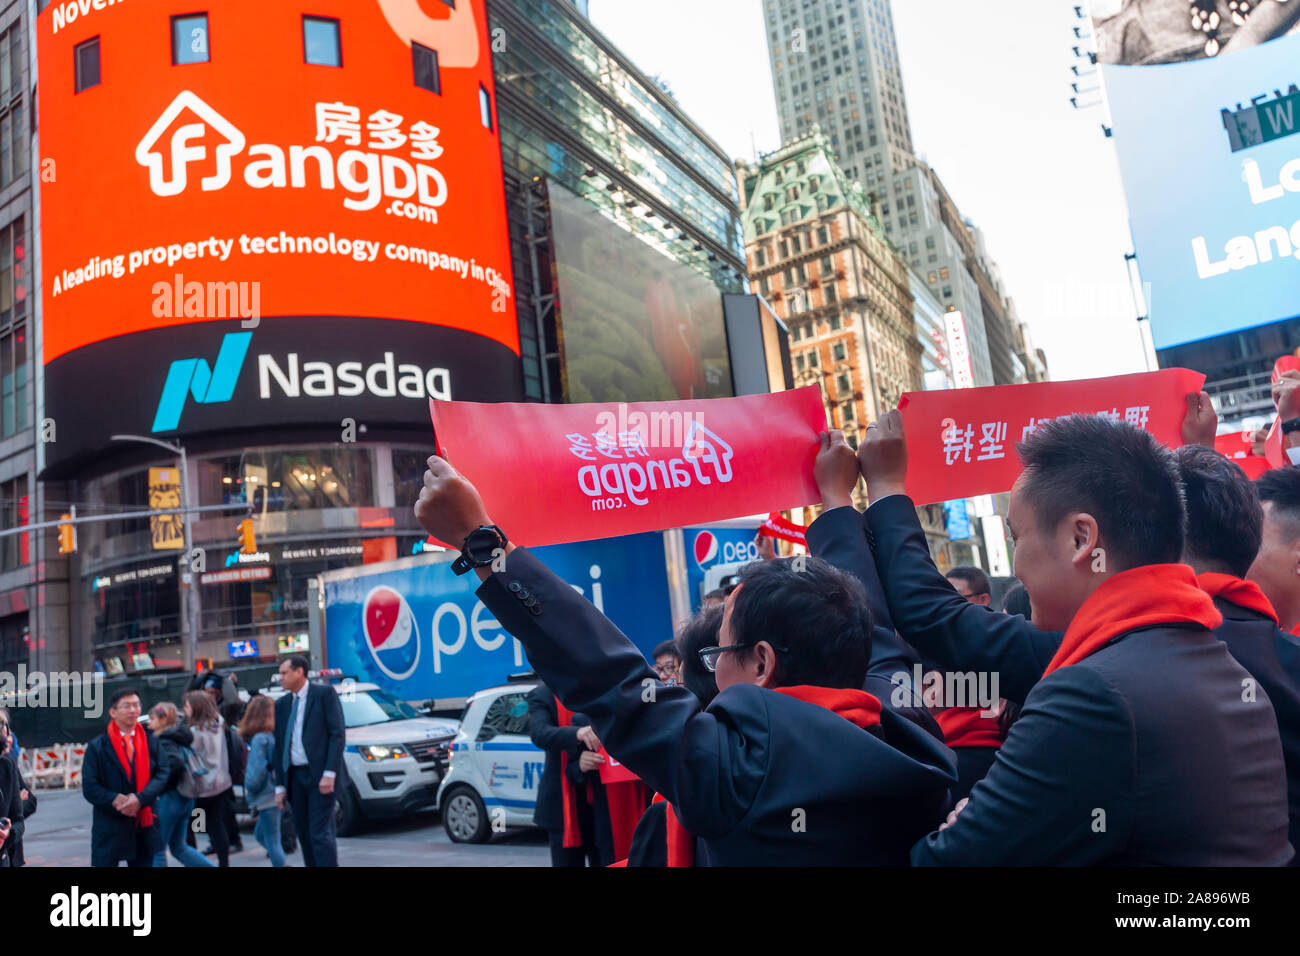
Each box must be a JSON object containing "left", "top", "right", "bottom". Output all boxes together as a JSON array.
[
  {"left": 81, "top": 688, "right": 169, "bottom": 867},
  {"left": 413, "top": 438, "right": 958, "bottom": 866},
  {"left": 526, "top": 680, "right": 611, "bottom": 866},
  {"left": 857, "top": 410, "right": 1291, "bottom": 864},
  {"left": 272, "top": 656, "right": 346, "bottom": 867}
]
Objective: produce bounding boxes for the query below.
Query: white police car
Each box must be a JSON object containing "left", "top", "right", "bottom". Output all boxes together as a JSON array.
[
  {"left": 263, "top": 674, "right": 459, "bottom": 835},
  {"left": 436, "top": 682, "right": 545, "bottom": 843}
]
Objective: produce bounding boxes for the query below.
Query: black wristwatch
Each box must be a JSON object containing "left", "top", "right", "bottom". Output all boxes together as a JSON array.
[
  {"left": 451, "top": 525, "right": 508, "bottom": 576},
  {"left": 1281, "top": 417, "right": 1300, "bottom": 436}
]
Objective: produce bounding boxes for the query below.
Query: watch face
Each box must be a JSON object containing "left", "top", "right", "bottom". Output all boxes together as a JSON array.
[{"left": 465, "top": 527, "right": 502, "bottom": 564}]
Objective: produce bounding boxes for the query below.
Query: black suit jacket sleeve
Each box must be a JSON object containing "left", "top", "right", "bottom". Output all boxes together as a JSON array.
[
  {"left": 478, "top": 548, "right": 760, "bottom": 838},
  {"left": 136, "top": 733, "right": 169, "bottom": 809},
  {"left": 911, "top": 665, "right": 1135, "bottom": 865},
  {"left": 0, "top": 758, "right": 22, "bottom": 842},
  {"left": 865, "top": 494, "right": 1062, "bottom": 705},
  {"left": 527, "top": 684, "right": 580, "bottom": 754},
  {"left": 320, "top": 684, "right": 346, "bottom": 776},
  {"left": 80, "top": 738, "right": 120, "bottom": 809}
]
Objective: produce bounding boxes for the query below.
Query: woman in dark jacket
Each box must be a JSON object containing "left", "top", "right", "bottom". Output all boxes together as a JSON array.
[
  {"left": 0, "top": 715, "right": 23, "bottom": 868},
  {"left": 149, "top": 702, "right": 214, "bottom": 867}
]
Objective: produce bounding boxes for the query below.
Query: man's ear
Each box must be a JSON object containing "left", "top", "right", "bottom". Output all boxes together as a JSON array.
[
  {"left": 1067, "top": 513, "right": 1101, "bottom": 569},
  {"left": 754, "top": 642, "right": 780, "bottom": 689},
  {"left": 973, "top": 593, "right": 992, "bottom": 607}
]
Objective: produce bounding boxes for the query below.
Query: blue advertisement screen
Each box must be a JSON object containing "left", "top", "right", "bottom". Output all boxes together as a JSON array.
[
  {"left": 683, "top": 526, "right": 763, "bottom": 612},
  {"left": 324, "top": 532, "right": 673, "bottom": 701},
  {"left": 1094, "top": 8, "right": 1300, "bottom": 350}
]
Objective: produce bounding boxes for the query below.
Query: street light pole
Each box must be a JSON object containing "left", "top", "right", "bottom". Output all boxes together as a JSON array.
[{"left": 111, "top": 434, "right": 200, "bottom": 671}]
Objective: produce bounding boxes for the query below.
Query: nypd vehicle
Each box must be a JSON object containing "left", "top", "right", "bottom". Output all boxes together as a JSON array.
[
  {"left": 436, "top": 682, "right": 545, "bottom": 843},
  {"left": 263, "top": 673, "right": 459, "bottom": 835}
]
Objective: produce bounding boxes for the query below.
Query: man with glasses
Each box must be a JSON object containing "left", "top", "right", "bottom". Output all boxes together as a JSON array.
[
  {"left": 413, "top": 441, "right": 957, "bottom": 865},
  {"left": 946, "top": 566, "right": 992, "bottom": 607},
  {"left": 652, "top": 642, "right": 681, "bottom": 685}
]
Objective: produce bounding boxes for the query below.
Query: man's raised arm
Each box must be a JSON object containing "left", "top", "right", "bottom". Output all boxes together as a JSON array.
[
  {"left": 413, "top": 455, "right": 759, "bottom": 837},
  {"left": 857, "top": 411, "right": 1061, "bottom": 705}
]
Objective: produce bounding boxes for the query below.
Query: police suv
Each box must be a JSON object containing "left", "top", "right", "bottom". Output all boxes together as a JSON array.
[{"left": 436, "top": 682, "right": 546, "bottom": 843}]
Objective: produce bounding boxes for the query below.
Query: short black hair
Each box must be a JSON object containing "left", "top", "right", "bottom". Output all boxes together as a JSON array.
[
  {"left": 1256, "top": 467, "right": 1300, "bottom": 539},
  {"left": 729, "top": 556, "right": 872, "bottom": 689},
  {"left": 1176, "top": 445, "right": 1263, "bottom": 578},
  {"left": 109, "top": 687, "right": 141, "bottom": 709},
  {"left": 1016, "top": 416, "right": 1185, "bottom": 570},
  {"left": 652, "top": 640, "right": 680, "bottom": 661},
  {"left": 675, "top": 604, "right": 723, "bottom": 707},
  {"left": 284, "top": 655, "right": 309, "bottom": 675},
  {"left": 946, "top": 565, "right": 990, "bottom": 595},
  {"left": 1001, "top": 582, "right": 1032, "bottom": 620}
]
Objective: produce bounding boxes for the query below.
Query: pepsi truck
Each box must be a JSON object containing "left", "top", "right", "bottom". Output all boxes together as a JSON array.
[{"left": 312, "top": 520, "right": 764, "bottom": 832}]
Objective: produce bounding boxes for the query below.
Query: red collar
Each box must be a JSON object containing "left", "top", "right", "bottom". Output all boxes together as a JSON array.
[
  {"left": 1196, "top": 572, "right": 1279, "bottom": 625},
  {"left": 1044, "top": 564, "right": 1222, "bottom": 677},
  {"left": 772, "top": 685, "right": 882, "bottom": 729}
]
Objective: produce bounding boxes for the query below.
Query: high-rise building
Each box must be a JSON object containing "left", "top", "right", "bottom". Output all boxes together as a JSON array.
[
  {"left": 737, "top": 130, "right": 920, "bottom": 510},
  {"left": 762, "top": 0, "right": 1039, "bottom": 387},
  {"left": 764, "top": 0, "right": 914, "bottom": 186}
]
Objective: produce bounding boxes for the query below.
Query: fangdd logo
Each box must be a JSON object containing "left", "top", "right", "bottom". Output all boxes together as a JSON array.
[{"left": 135, "top": 90, "right": 449, "bottom": 216}]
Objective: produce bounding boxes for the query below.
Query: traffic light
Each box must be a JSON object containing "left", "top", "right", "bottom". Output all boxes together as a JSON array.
[
  {"left": 196, "top": 657, "right": 214, "bottom": 674},
  {"left": 237, "top": 518, "right": 257, "bottom": 554},
  {"left": 57, "top": 513, "right": 77, "bottom": 555}
]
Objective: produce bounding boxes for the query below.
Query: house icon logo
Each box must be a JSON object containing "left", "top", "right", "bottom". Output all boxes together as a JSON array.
[{"left": 135, "top": 91, "right": 246, "bottom": 197}]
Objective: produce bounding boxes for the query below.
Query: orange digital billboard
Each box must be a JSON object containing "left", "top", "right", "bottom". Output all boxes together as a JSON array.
[{"left": 38, "top": 0, "right": 521, "bottom": 472}]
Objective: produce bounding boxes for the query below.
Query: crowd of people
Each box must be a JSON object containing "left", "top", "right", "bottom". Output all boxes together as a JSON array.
[
  {"left": 7, "top": 386, "right": 1300, "bottom": 868},
  {"left": 0, "top": 655, "right": 346, "bottom": 868},
  {"left": 415, "top": 388, "right": 1300, "bottom": 866}
]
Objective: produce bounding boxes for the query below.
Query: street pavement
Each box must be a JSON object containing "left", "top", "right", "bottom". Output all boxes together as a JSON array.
[{"left": 20, "top": 789, "right": 550, "bottom": 867}]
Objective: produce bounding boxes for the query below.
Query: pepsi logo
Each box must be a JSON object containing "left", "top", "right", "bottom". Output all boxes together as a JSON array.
[
  {"left": 362, "top": 585, "right": 420, "bottom": 680},
  {"left": 693, "top": 531, "right": 718, "bottom": 568}
]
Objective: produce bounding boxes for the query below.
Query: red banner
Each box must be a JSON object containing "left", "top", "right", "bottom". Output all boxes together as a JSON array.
[
  {"left": 597, "top": 748, "right": 640, "bottom": 785},
  {"left": 758, "top": 512, "right": 808, "bottom": 547},
  {"left": 897, "top": 369, "right": 1205, "bottom": 506},
  {"left": 1214, "top": 431, "right": 1272, "bottom": 479},
  {"left": 428, "top": 388, "right": 827, "bottom": 547}
]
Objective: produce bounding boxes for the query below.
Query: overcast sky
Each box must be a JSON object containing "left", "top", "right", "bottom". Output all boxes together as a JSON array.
[{"left": 587, "top": 0, "right": 1152, "bottom": 382}]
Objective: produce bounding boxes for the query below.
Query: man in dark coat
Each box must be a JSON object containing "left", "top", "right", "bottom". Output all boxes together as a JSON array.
[
  {"left": 526, "top": 680, "right": 611, "bottom": 866},
  {"left": 81, "top": 687, "right": 168, "bottom": 867},
  {"left": 856, "top": 410, "right": 1292, "bottom": 865},
  {"left": 413, "top": 439, "right": 958, "bottom": 866},
  {"left": 272, "top": 656, "right": 346, "bottom": 867}
]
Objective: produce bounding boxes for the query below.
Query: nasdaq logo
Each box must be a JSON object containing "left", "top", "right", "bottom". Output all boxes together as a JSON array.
[{"left": 151, "top": 332, "right": 252, "bottom": 432}]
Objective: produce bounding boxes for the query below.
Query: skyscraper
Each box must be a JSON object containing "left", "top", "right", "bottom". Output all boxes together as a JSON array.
[
  {"left": 764, "top": 0, "right": 914, "bottom": 188},
  {"left": 762, "top": 0, "right": 1033, "bottom": 387}
]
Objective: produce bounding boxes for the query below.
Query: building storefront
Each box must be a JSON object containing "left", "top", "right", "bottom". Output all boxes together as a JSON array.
[{"left": 74, "top": 443, "right": 435, "bottom": 673}]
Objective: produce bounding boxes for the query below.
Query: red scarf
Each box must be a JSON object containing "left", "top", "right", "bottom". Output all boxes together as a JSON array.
[
  {"left": 605, "top": 779, "right": 650, "bottom": 861},
  {"left": 936, "top": 706, "right": 1004, "bottom": 749},
  {"left": 107, "top": 721, "right": 155, "bottom": 828},
  {"left": 772, "top": 685, "right": 882, "bottom": 728},
  {"left": 1043, "top": 564, "right": 1222, "bottom": 678},
  {"left": 1197, "top": 572, "right": 1280, "bottom": 625},
  {"left": 555, "top": 698, "right": 588, "bottom": 850}
]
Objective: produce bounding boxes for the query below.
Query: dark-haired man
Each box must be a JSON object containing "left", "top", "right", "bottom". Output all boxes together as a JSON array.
[
  {"left": 1251, "top": 468, "right": 1300, "bottom": 635},
  {"left": 413, "top": 445, "right": 957, "bottom": 865},
  {"left": 1176, "top": 445, "right": 1300, "bottom": 859},
  {"left": 652, "top": 641, "right": 681, "bottom": 685},
  {"left": 859, "top": 410, "right": 1290, "bottom": 864},
  {"left": 82, "top": 688, "right": 168, "bottom": 867},
  {"left": 947, "top": 566, "right": 991, "bottom": 606},
  {"left": 272, "top": 655, "right": 346, "bottom": 867}
]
